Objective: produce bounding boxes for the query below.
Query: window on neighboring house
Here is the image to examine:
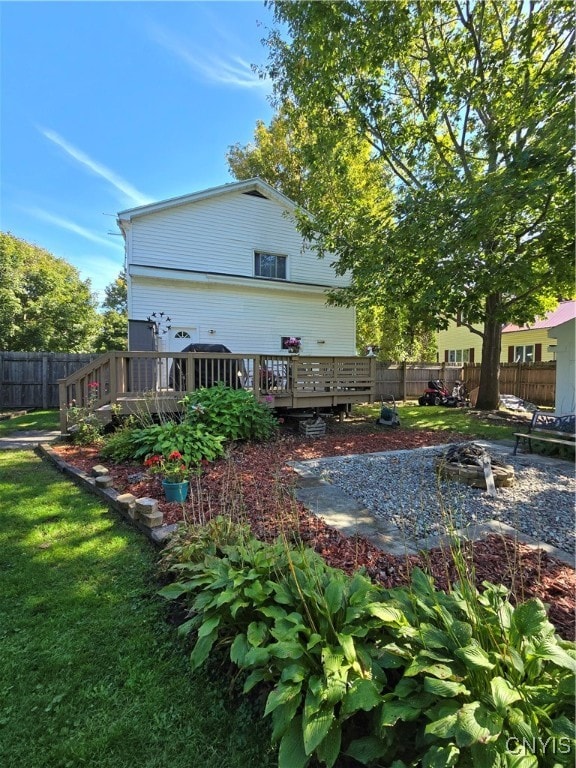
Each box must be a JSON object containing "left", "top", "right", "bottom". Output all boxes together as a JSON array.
[
  {"left": 255, "top": 251, "right": 287, "bottom": 280},
  {"left": 507, "top": 343, "right": 542, "bottom": 363},
  {"left": 174, "top": 331, "right": 191, "bottom": 339},
  {"left": 514, "top": 345, "right": 534, "bottom": 363},
  {"left": 446, "top": 348, "right": 471, "bottom": 363}
]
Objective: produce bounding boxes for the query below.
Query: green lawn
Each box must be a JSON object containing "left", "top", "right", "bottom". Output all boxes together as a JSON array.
[
  {"left": 357, "top": 402, "right": 521, "bottom": 442},
  {"left": 0, "top": 409, "right": 60, "bottom": 435},
  {"left": 0, "top": 450, "right": 274, "bottom": 768}
]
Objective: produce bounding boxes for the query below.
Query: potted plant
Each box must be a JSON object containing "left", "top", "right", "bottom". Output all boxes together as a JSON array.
[
  {"left": 144, "top": 451, "right": 190, "bottom": 502},
  {"left": 283, "top": 336, "right": 301, "bottom": 354}
]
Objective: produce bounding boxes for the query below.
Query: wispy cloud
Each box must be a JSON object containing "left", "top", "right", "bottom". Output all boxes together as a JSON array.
[
  {"left": 40, "top": 128, "right": 153, "bottom": 206},
  {"left": 150, "top": 25, "right": 270, "bottom": 91},
  {"left": 25, "top": 207, "right": 123, "bottom": 250}
]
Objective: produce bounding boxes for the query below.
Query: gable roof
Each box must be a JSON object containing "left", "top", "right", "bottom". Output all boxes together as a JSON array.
[
  {"left": 117, "top": 178, "right": 298, "bottom": 222},
  {"left": 502, "top": 300, "right": 576, "bottom": 333}
]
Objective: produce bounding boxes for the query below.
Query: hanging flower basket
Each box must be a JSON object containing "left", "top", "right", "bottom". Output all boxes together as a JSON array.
[{"left": 283, "top": 336, "right": 301, "bottom": 354}]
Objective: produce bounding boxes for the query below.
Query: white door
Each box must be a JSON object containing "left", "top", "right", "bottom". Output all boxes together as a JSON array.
[{"left": 166, "top": 327, "right": 198, "bottom": 352}]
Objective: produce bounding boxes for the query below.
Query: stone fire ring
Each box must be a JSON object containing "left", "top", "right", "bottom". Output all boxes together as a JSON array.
[{"left": 435, "top": 459, "right": 515, "bottom": 489}]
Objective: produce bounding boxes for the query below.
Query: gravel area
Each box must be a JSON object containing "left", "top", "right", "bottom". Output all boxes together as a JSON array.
[{"left": 304, "top": 443, "right": 575, "bottom": 554}]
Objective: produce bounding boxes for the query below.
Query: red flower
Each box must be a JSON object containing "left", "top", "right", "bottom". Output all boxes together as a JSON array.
[{"left": 168, "top": 451, "right": 182, "bottom": 460}]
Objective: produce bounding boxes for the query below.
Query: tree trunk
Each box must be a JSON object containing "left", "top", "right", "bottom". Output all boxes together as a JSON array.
[{"left": 476, "top": 293, "right": 502, "bottom": 410}]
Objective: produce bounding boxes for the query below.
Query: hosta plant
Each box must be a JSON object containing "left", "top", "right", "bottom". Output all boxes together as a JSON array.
[
  {"left": 182, "top": 384, "right": 279, "bottom": 442},
  {"left": 159, "top": 536, "right": 401, "bottom": 767},
  {"left": 373, "top": 569, "right": 576, "bottom": 768},
  {"left": 159, "top": 530, "right": 576, "bottom": 768},
  {"left": 129, "top": 421, "right": 225, "bottom": 466}
]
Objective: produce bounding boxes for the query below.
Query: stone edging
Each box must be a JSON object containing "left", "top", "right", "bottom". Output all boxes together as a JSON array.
[{"left": 37, "top": 443, "right": 178, "bottom": 547}]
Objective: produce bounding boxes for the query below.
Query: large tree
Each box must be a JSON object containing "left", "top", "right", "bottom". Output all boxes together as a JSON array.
[
  {"left": 227, "top": 106, "right": 437, "bottom": 360},
  {"left": 227, "top": 109, "right": 309, "bottom": 205},
  {"left": 93, "top": 269, "right": 128, "bottom": 352},
  {"left": 265, "top": 0, "right": 575, "bottom": 408},
  {"left": 0, "top": 232, "right": 100, "bottom": 351}
]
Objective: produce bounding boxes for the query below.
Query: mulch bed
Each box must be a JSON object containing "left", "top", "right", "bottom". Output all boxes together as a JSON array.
[{"left": 50, "top": 418, "right": 575, "bottom": 640}]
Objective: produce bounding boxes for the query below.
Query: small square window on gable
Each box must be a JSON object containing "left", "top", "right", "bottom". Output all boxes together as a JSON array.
[{"left": 255, "top": 251, "right": 287, "bottom": 280}]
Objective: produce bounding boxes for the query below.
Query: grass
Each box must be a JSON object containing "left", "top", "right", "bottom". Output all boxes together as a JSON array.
[
  {"left": 0, "top": 402, "right": 524, "bottom": 443},
  {"left": 357, "top": 402, "right": 521, "bottom": 441},
  {"left": 0, "top": 409, "right": 60, "bottom": 435},
  {"left": 0, "top": 450, "right": 275, "bottom": 768}
]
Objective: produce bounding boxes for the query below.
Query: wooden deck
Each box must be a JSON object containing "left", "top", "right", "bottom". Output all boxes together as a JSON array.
[{"left": 58, "top": 351, "right": 376, "bottom": 434}]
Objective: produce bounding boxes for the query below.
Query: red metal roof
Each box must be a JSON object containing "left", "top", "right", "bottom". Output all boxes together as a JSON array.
[{"left": 502, "top": 300, "right": 576, "bottom": 333}]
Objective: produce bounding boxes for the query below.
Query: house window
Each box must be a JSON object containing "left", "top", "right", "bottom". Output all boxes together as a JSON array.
[
  {"left": 255, "top": 251, "right": 287, "bottom": 280},
  {"left": 447, "top": 349, "right": 470, "bottom": 363},
  {"left": 174, "top": 331, "right": 191, "bottom": 339},
  {"left": 514, "top": 345, "right": 534, "bottom": 363}
]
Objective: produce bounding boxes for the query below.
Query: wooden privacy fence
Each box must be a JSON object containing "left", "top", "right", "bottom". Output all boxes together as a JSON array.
[
  {"left": 462, "top": 362, "right": 556, "bottom": 407},
  {"left": 0, "top": 352, "right": 99, "bottom": 409},
  {"left": 375, "top": 361, "right": 556, "bottom": 407},
  {"left": 375, "top": 362, "right": 465, "bottom": 401},
  {"left": 0, "top": 352, "right": 557, "bottom": 410}
]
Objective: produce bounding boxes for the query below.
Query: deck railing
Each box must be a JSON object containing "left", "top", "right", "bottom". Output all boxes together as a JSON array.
[{"left": 58, "top": 351, "right": 376, "bottom": 433}]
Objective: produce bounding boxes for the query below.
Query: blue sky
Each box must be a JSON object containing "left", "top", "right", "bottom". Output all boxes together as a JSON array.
[{"left": 0, "top": 1, "right": 276, "bottom": 301}]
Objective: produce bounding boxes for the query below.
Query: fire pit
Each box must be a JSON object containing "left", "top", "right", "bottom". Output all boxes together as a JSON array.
[{"left": 435, "top": 443, "right": 515, "bottom": 491}]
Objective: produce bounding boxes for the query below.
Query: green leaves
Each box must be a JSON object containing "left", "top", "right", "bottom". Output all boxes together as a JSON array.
[
  {"left": 263, "top": 0, "right": 575, "bottom": 408},
  {"left": 158, "top": 524, "right": 576, "bottom": 768},
  {"left": 453, "top": 702, "right": 502, "bottom": 748},
  {"left": 511, "top": 599, "right": 552, "bottom": 639},
  {"left": 490, "top": 677, "right": 521, "bottom": 712},
  {"left": 0, "top": 231, "right": 100, "bottom": 352},
  {"left": 183, "top": 384, "right": 279, "bottom": 443}
]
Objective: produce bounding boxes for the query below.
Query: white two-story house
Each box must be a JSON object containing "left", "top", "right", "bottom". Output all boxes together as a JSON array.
[{"left": 117, "top": 178, "right": 356, "bottom": 356}]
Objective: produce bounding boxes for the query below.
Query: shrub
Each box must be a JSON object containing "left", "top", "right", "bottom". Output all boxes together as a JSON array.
[
  {"left": 159, "top": 530, "right": 576, "bottom": 768},
  {"left": 160, "top": 536, "right": 393, "bottom": 768},
  {"left": 182, "top": 384, "right": 279, "bottom": 443},
  {"left": 100, "top": 424, "right": 140, "bottom": 462},
  {"left": 130, "top": 421, "right": 226, "bottom": 466}
]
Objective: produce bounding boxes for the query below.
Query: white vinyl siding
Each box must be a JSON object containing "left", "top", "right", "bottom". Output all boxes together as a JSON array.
[
  {"left": 125, "top": 192, "right": 349, "bottom": 288},
  {"left": 130, "top": 275, "right": 356, "bottom": 356}
]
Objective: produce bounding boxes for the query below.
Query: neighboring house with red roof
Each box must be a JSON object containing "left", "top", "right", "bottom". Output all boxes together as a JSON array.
[
  {"left": 545, "top": 302, "right": 575, "bottom": 415},
  {"left": 436, "top": 300, "right": 576, "bottom": 366},
  {"left": 501, "top": 300, "right": 576, "bottom": 364}
]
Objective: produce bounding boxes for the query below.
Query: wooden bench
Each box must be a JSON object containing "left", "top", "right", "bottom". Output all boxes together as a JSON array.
[{"left": 513, "top": 411, "right": 575, "bottom": 456}]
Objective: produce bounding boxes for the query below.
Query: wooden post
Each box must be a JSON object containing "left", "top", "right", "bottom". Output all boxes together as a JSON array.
[
  {"left": 42, "top": 354, "right": 49, "bottom": 409},
  {"left": 402, "top": 360, "right": 407, "bottom": 402},
  {"left": 108, "top": 353, "right": 118, "bottom": 403},
  {"left": 58, "top": 379, "right": 68, "bottom": 434},
  {"left": 370, "top": 356, "right": 377, "bottom": 403}
]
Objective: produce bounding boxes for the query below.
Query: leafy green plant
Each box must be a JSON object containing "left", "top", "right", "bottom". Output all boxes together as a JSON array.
[
  {"left": 160, "top": 535, "right": 402, "bottom": 767},
  {"left": 66, "top": 407, "right": 104, "bottom": 445},
  {"left": 100, "top": 423, "right": 141, "bottom": 462},
  {"left": 183, "top": 384, "right": 279, "bottom": 442},
  {"left": 130, "top": 421, "right": 225, "bottom": 466},
  {"left": 158, "top": 516, "right": 252, "bottom": 572},
  {"left": 377, "top": 569, "right": 576, "bottom": 768},
  {"left": 159, "top": 529, "right": 576, "bottom": 768}
]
